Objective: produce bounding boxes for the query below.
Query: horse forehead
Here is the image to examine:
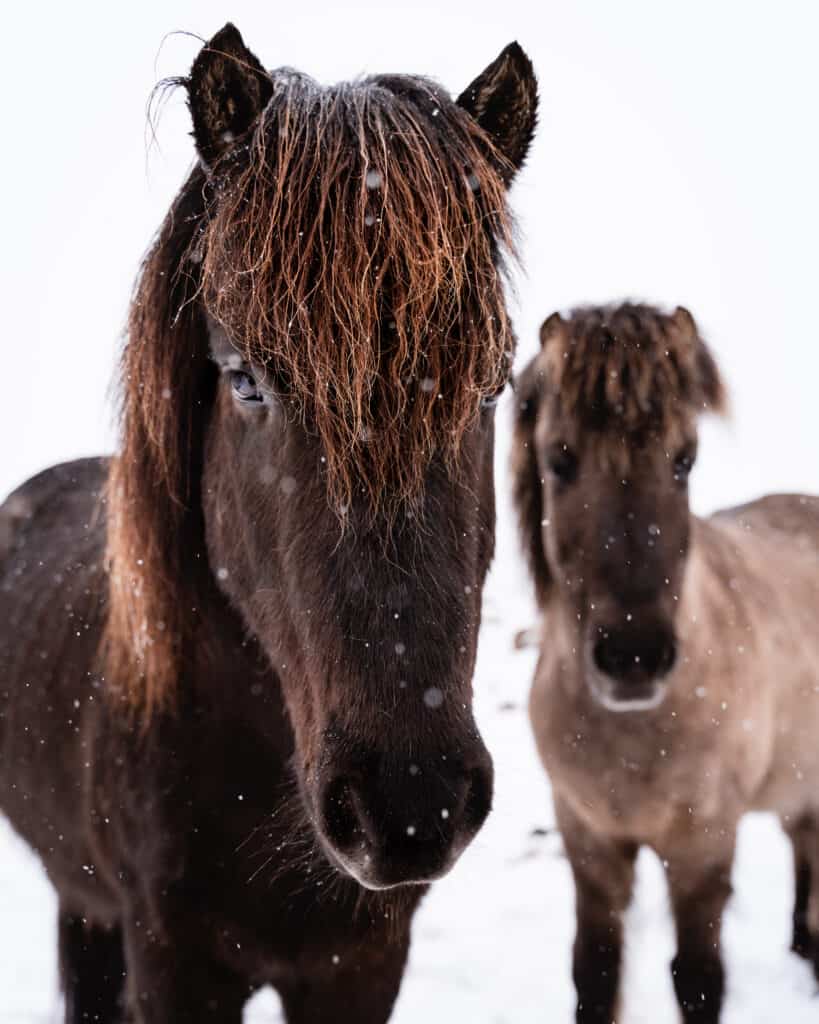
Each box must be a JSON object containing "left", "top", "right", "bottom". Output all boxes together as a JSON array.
[
  {"left": 267, "top": 67, "right": 318, "bottom": 92},
  {"left": 263, "top": 68, "right": 446, "bottom": 113}
]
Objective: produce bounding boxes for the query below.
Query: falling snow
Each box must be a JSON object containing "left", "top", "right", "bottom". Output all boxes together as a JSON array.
[{"left": 2, "top": 8, "right": 818, "bottom": 1023}]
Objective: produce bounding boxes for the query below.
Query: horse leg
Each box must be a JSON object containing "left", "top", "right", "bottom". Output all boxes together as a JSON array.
[
  {"left": 782, "top": 814, "right": 815, "bottom": 959},
  {"left": 555, "top": 796, "right": 638, "bottom": 1024},
  {"left": 122, "top": 914, "right": 248, "bottom": 1024},
  {"left": 278, "top": 936, "right": 410, "bottom": 1024},
  {"left": 58, "top": 911, "right": 126, "bottom": 1024},
  {"left": 660, "top": 826, "right": 736, "bottom": 1024}
]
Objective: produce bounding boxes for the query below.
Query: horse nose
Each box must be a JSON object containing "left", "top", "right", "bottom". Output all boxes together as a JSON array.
[
  {"left": 317, "top": 751, "right": 493, "bottom": 889},
  {"left": 592, "top": 623, "right": 677, "bottom": 684}
]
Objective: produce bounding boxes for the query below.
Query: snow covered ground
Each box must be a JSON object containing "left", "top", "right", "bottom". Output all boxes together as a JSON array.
[{"left": 2, "top": 1, "right": 819, "bottom": 1021}]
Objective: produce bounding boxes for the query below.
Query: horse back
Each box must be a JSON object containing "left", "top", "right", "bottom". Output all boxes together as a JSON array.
[{"left": 712, "top": 492, "right": 819, "bottom": 547}]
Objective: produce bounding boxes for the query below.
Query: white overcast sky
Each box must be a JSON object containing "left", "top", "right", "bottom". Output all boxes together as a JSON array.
[{"left": 2, "top": 0, "right": 818, "bottom": 515}]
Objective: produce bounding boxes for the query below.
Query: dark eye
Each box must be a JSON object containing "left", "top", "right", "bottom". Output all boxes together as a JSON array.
[
  {"left": 547, "top": 444, "right": 578, "bottom": 485},
  {"left": 672, "top": 446, "right": 697, "bottom": 483},
  {"left": 229, "top": 370, "right": 262, "bottom": 403},
  {"left": 480, "top": 384, "right": 506, "bottom": 411}
]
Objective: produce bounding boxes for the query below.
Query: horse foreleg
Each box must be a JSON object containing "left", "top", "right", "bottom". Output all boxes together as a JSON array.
[
  {"left": 59, "top": 910, "right": 126, "bottom": 1024},
  {"left": 660, "top": 825, "right": 736, "bottom": 1024},
  {"left": 278, "top": 938, "right": 410, "bottom": 1024},
  {"left": 783, "top": 813, "right": 817, "bottom": 962},
  {"left": 121, "top": 913, "right": 248, "bottom": 1024},
  {"left": 555, "top": 796, "right": 638, "bottom": 1024}
]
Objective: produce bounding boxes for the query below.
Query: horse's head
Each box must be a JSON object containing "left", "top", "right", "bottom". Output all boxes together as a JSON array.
[
  {"left": 513, "top": 304, "right": 726, "bottom": 712},
  {"left": 106, "top": 25, "right": 537, "bottom": 889}
]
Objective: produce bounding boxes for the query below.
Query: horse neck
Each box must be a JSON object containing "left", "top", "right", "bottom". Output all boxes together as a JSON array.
[{"left": 185, "top": 579, "right": 287, "bottom": 724}]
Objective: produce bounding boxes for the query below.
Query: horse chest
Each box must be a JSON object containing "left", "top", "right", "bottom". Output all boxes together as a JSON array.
[
  {"left": 549, "top": 735, "right": 681, "bottom": 840},
  {"left": 531, "top": 672, "right": 736, "bottom": 842}
]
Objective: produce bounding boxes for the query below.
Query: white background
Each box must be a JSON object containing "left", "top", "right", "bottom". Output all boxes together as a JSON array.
[{"left": 1, "top": 2, "right": 818, "bottom": 1021}]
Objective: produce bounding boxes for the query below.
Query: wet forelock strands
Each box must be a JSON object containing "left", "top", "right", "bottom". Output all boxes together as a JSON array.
[{"left": 199, "top": 70, "right": 517, "bottom": 517}]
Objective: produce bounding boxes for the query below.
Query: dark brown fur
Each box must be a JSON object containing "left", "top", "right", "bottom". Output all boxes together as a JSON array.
[
  {"left": 514, "top": 303, "right": 819, "bottom": 1022},
  {"left": 0, "top": 25, "right": 537, "bottom": 1024}
]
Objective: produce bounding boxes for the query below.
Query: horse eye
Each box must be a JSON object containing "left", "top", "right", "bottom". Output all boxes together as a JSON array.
[
  {"left": 673, "top": 447, "right": 697, "bottom": 482},
  {"left": 547, "top": 444, "right": 578, "bottom": 485},
  {"left": 229, "top": 370, "right": 262, "bottom": 403},
  {"left": 480, "top": 384, "right": 506, "bottom": 411}
]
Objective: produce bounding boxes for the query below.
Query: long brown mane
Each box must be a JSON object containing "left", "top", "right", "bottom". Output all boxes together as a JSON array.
[{"left": 105, "top": 69, "right": 516, "bottom": 715}]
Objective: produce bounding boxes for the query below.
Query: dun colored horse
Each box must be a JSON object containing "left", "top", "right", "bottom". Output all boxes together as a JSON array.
[
  {"left": 513, "top": 303, "right": 819, "bottom": 1023},
  {"left": 0, "top": 25, "right": 537, "bottom": 1023}
]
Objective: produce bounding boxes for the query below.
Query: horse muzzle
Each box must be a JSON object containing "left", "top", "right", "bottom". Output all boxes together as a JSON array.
[
  {"left": 584, "top": 615, "right": 677, "bottom": 713},
  {"left": 313, "top": 742, "right": 493, "bottom": 889}
]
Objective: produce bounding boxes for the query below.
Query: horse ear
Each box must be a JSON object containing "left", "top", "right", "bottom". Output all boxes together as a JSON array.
[
  {"left": 539, "top": 311, "right": 565, "bottom": 347},
  {"left": 187, "top": 23, "right": 273, "bottom": 167},
  {"left": 457, "top": 42, "right": 538, "bottom": 182},
  {"left": 671, "top": 305, "right": 697, "bottom": 337},
  {"left": 696, "top": 340, "right": 728, "bottom": 414},
  {"left": 672, "top": 306, "right": 728, "bottom": 415}
]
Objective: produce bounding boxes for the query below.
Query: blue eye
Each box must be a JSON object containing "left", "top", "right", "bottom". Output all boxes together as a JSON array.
[
  {"left": 229, "top": 370, "right": 262, "bottom": 403},
  {"left": 480, "top": 385, "right": 505, "bottom": 411}
]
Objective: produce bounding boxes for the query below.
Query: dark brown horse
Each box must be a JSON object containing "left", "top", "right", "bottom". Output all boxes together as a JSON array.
[
  {"left": 0, "top": 25, "right": 537, "bottom": 1023},
  {"left": 513, "top": 303, "right": 819, "bottom": 1023}
]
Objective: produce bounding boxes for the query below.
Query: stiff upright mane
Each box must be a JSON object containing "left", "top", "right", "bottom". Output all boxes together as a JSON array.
[
  {"left": 105, "top": 60, "right": 520, "bottom": 715},
  {"left": 537, "top": 303, "right": 726, "bottom": 448}
]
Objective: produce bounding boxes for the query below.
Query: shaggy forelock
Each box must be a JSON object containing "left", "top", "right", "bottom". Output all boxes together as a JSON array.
[
  {"left": 197, "top": 70, "right": 516, "bottom": 517},
  {"left": 539, "top": 303, "right": 726, "bottom": 452}
]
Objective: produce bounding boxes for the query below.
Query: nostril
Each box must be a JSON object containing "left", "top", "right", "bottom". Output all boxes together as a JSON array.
[
  {"left": 592, "top": 630, "right": 677, "bottom": 682},
  {"left": 462, "top": 764, "right": 493, "bottom": 834},
  {"left": 593, "top": 635, "right": 628, "bottom": 679},
  {"left": 656, "top": 638, "right": 677, "bottom": 678},
  {"left": 320, "top": 776, "right": 363, "bottom": 851}
]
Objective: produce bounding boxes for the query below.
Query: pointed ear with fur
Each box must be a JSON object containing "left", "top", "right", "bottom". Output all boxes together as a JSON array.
[
  {"left": 457, "top": 42, "right": 538, "bottom": 182},
  {"left": 539, "top": 311, "right": 565, "bottom": 348},
  {"left": 187, "top": 23, "right": 273, "bottom": 167},
  {"left": 672, "top": 306, "right": 728, "bottom": 414}
]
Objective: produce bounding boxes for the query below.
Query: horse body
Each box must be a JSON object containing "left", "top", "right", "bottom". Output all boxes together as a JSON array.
[
  {"left": 515, "top": 304, "right": 819, "bottom": 1023},
  {"left": 0, "top": 23, "right": 538, "bottom": 1023}
]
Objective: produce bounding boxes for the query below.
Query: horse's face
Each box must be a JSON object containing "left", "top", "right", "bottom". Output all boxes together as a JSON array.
[
  {"left": 202, "top": 328, "right": 497, "bottom": 888},
  {"left": 514, "top": 305, "right": 725, "bottom": 713},
  {"left": 535, "top": 416, "right": 695, "bottom": 712},
  {"left": 185, "top": 26, "right": 537, "bottom": 889}
]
